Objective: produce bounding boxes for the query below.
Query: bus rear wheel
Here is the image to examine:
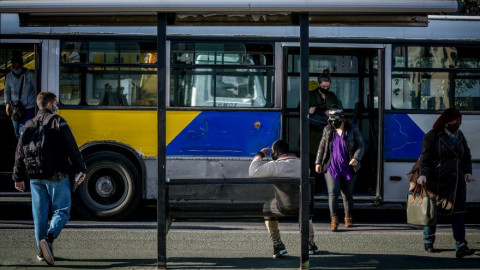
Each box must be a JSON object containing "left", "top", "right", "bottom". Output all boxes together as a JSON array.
[{"left": 73, "top": 151, "right": 141, "bottom": 220}]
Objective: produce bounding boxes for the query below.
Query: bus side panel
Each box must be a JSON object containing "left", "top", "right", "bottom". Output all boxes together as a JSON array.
[
  {"left": 383, "top": 113, "right": 480, "bottom": 202},
  {"left": 166, "top": 111, "right": 281, "bottom": 157}
]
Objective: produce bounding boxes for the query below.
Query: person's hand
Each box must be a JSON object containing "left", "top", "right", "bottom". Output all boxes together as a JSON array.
[
  {"left": 349, "top": 158, "right": 358, "bottom": 166},
  {"left": 6, "top": 103, "right": 10, "bottom": 116},
  {"left": 465, "top": 174, "right": 475, "bottom": 183},
  {"left": 417, "top": 175, "right": 427, "bottom": 185},
  {"left": 14, "top": 181, "right": 25, "bottom": 192},
  {"left": 309, "top": 107, "right": 316, "bottom": 114},
  {"left": 260, "top": 147, "right": 271, "bottom": 157},
  {"left": 77, "top": 173, "right": 86, "bottom": 185},
  {"left": 315, "top": 164, "right": 322, "bottom": 173}
]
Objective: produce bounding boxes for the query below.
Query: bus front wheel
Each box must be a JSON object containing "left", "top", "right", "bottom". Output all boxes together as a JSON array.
[{"left": 73, "top": 151, "right": 141, "bottom": 220}]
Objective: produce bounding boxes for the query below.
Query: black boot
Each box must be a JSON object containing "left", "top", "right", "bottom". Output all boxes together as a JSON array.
[{"left": 456, "top": 245, "right": 474, "bottom": 258}]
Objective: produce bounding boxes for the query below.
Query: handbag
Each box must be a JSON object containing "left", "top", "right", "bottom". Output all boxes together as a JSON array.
[
  {"left": 406, "top": 184, "right": 437, "bottom": 226},
  {"left": 309, "top": 94, "right": 327, "bottom": 127},
  {"left": 9, "top": 74, "right": 26, "bottom": 121},
  {"left": 308, "top": 112, "right": 327, "bottom": 127}
]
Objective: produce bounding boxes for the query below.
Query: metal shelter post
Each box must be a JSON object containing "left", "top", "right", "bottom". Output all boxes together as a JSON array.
[
  {"left": 156, "top": 12, "right": 167, "bottom": 270},
  {"left": 299, "top": 12, "right": 310, "bottom": 270}
]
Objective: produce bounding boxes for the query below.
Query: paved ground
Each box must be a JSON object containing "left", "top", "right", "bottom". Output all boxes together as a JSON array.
[{"left": 1, "top": 218, "right": 480, "bottom": 270}]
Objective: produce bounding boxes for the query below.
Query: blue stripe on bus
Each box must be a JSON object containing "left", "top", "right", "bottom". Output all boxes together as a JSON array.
[
  {"left": 384, "top": 114, "right": 424, "bottom": 160},
  {"left": 166, "top": 111, "right": 281, "bottom": 157}
]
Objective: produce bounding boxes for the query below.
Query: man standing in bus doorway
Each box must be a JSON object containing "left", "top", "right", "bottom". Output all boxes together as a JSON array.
[
  {"left": 249, "top": 139, "right": 318, "bottom": 258},
  {"left": 5, "top": 51, "right": 36, "bottom": 138},
  {"left": 12, "top": 91, "right": 86, "bottom": 266},
  {"left": 308, "top": 69, "right": 342, "bottom": 195}
]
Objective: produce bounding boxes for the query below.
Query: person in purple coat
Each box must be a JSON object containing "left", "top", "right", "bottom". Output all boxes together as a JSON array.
[{"left": 315, "top": 107, "right": 364, "bottom": 231}]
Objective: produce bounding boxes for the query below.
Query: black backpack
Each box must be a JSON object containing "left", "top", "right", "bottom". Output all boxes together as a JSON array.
[{"left": 21, "top": 114, "right": 58, "bottom": 179}]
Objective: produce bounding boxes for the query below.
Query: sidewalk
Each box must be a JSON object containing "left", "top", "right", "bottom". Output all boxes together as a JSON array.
[{"left": 1, "top": 220, "right": 479, "bottom": 269}]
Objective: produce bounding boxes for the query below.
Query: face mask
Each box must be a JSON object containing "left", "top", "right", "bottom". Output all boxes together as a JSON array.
[
  {"left": 12, "top": 69, "right": 22, "bottom": 75},
  {"left": 332, "top": 120, "right": 342, "bottom": 128},
  {"left": 319, "top": 86, "right": 330, "bottom": 92},
  {"left": 446, "top": 124, "right": 459, "bottom": 133},
  {"left": 49, "top": 103, "right": 58, "bottom": 114},
  {"left": 271, "top": 152, "right": 278, "bottom": 160}
]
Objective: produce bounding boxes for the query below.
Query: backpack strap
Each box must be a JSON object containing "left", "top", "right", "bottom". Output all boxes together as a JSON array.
[{"left": 42, "top": 114, "right": 59, "bottom": 128}]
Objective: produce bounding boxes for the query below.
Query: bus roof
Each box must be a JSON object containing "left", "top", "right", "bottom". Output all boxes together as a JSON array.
[
  {"left": 0, "top": 0, "right": 458, "bottom": 27},
  {"left": 0, "top": 0, "right": 458, "bottom": 13}
]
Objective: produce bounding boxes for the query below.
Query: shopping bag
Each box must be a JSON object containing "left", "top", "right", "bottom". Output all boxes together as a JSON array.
[{"left": 406, "top": 185, "right": 437, "bottom": 226}]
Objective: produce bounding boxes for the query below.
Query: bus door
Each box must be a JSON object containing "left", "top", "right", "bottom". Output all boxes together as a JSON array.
[
  {"left": 282, "top": 45, "right": 382, "bottom": 202},
  {"left": 0, "top": 43, "right": 39, "bottom": 192}
]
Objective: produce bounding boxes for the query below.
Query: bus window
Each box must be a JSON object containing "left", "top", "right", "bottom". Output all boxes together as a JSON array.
[
  {"left": 170, "top": 42, "right": 274, "bottom": 108},
  {"left": 286, "top": 52, "right": 361, "bottom": 110},
  {"left": 59, "top": 41, "right": 157, "bottom": 106},
  {"left": 85, "top": 68, "right": 157, "bottom": 106},
  {"left": 59, "top": 67, "right": 81, "bottom": 105},
  {"left": 392, "top": 46, "right": 480, "bottom": 111},
  {"left": 456, "top": 74, "right": 480, "bottom": 110},
  {"left": 392, "top": 71, "right": 450, "bottom": 110}
]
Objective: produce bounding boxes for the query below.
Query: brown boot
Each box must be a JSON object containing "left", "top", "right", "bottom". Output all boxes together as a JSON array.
[
  {"left": 344, "top": 214, "right": 353, "bottom": 228},
  {"left": 330, "top": 216, "right": 339, "bottom": 232}
]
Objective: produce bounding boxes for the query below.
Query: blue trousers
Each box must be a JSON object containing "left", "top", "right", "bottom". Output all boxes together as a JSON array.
[
  {"left": 12, "top": 107, "right": 35, "bottom": 138},
  {"left": 423, "top": 213, "right": 467, "bottom": 251},
  {"left": 30, "top": 178, "right": 71, "bottom": 249}
]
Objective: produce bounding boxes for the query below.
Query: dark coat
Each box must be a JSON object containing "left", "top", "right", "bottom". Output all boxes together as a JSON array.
[
  {"left": 308, "top": 89, "right": 341, "bottom": 155},
  {"left": 315, "top": 121, "right": 364, "bottom": 173},
  {"left": 420, "top": 129, "right": 472, "bottom": 215},
  {"left": 13, "top": 108, "right": 86, "bottom": 182}
]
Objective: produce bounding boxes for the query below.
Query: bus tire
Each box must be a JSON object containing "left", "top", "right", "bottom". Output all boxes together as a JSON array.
[{"left": 73, "top": 151, "right": 141, "bottom": 220}]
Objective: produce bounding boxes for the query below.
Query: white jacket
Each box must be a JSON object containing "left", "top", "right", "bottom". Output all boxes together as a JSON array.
[{"left": 248, "top": 155, "right": 301, "bottom": 178}]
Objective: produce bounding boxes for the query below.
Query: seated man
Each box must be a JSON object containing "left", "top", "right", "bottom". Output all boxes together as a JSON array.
[{"left": 248, "top": 139, "right": 317, "bottom": 258}]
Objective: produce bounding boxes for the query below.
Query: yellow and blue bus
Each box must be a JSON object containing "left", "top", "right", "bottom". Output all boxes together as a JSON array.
[{"left": 0, "top": 3, "right": 479, "bottom": 220}]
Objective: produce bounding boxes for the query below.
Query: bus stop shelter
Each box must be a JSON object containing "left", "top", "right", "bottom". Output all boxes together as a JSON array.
[{"left": 0, "top": 1, "right": 458, "bottom": 269}]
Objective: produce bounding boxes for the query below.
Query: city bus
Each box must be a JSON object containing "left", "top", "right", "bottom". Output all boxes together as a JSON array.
[{"left": 0, "top": 11, "right": 479, "bottom": 220}]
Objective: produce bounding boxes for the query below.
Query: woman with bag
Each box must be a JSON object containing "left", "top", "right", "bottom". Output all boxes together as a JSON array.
[
  {"left": 417, "top": 108, "right": 475, "bottom": 258},
  {"left": 315, "top": 107, "right": 364, "bottom": 231},
  {"left": 5, "top": 51, "right": 36, "bottom": 138}
]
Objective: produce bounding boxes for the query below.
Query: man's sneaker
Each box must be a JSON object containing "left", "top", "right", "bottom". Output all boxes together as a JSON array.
[
  {"left": 36, "top": 249, "right": 45, "bottom": 261},
  {"left": 424, "top": 243, "right": 436, "bottom": 253},
  {"left": 309, "top": 241, "right": 319, "bottom": 255},
  {"left": 456, "top": 245, "right": 475, "bottom": 258},
  {"left": 40, "top": 238, "right": 55, "bottom": 266},
  {"left": 273, "top": 240, "right": 287, "bottom": 258}
]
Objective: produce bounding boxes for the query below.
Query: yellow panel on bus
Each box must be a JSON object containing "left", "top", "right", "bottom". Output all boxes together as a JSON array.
[{"left": 58, "top": 110, "right": 201, "bottom": 157}]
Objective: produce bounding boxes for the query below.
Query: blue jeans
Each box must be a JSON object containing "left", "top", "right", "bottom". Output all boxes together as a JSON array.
[
  {"left": 423, "top": 213, "right": 467, "bottom": 251},
  {"left": 30, "top": 178, "right": 71, "bottom": 249},
  {"left": 324, "top": 171, "right": 357, "bottom": 216},
  {"left": 12, "top": 120, "right": 23, "bottom": 139}
]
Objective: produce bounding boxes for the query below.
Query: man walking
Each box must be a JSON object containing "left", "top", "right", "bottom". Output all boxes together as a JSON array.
[
  {"left": 13, "top": 91, "right": 86, "bottom": 266},
  {"left": 249, "top": 139, "right": 317, "bottom": 258}
]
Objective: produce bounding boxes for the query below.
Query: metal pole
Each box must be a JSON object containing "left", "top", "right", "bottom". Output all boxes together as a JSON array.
[
  {"left": 157, "top": 12, "right": 167, "bottom": 270},
  {"left": 299, "top": 12, "right": 310, "bottom": 270}
]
